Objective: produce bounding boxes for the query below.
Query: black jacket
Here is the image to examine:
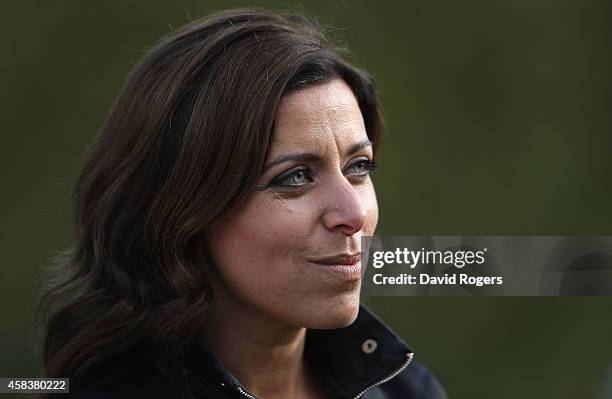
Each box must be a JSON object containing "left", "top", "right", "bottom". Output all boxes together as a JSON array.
[{"left": 67, "top": 306, "right": 447, "bottom": 399}]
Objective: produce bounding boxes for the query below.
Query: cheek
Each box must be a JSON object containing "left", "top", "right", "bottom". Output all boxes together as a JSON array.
[{"left": 206, "top": 200, "right": 312, "bottom": 288}]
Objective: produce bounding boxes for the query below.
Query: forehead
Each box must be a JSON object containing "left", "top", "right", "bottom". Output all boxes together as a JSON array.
[{"left": 271, "top": 79, "right": 368, "bottom": 155}]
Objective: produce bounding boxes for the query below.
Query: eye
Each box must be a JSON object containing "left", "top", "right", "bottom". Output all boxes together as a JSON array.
[
  {"left": 345, "top": 158, "right": 377, "bottom": 177},
  {"left": 270, "top": 166, "right": 314, "bottom": 188}
]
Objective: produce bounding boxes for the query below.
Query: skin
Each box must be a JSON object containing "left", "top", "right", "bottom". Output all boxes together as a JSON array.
[{"left": 202, "top": 78, "right": 379, "bottom": 398}]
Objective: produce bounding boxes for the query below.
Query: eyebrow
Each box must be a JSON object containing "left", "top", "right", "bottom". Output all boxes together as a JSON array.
[{"left": 262, "top": 139, "right": 372, "bottom": 173}]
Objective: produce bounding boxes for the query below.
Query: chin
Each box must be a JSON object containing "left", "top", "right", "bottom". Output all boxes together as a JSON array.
[{"left": 304, "top": 295, "right": 361, "bottom": 330}]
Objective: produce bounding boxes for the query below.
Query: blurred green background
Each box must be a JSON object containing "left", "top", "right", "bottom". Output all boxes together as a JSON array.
[{"left": 1, "top": 1, "right": 611, "bottom": 398}]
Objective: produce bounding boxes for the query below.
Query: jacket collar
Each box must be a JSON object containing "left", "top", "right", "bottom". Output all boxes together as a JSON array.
[{"left": 187, "top": 304, "right": 413, "bottom": 398}]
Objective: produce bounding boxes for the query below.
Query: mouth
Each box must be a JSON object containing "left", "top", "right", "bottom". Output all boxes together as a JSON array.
[
  {"left": 309, "top": 253, "right": 362, "bottom": 282},
  {"left": 310, "top": 253, "right": 362, "bottom": 266}
]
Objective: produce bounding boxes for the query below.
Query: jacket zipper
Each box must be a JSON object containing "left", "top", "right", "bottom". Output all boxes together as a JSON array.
[
  {"left": 234, "top": 384, "right": 257, "bottom": 399},
  {"left": 231, "top": 352, "right": 414, "bottom": 399},
  {"left": 352, "top": 352, "right": 415, "bottom": 399}
]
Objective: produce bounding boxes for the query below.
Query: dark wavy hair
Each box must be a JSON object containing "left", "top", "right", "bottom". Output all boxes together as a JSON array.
[{"left": 37, "top": 8, "right": 382, "bottom": 397}]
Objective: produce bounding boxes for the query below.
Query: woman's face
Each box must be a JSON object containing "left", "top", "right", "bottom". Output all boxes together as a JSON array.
[{"left": 206, "top": 78, "right": 378, "bottom": 329}]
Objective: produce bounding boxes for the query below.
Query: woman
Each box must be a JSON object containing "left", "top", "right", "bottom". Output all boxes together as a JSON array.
[{"left": 38, "top": 8, "right": 447, "bottom": 399}]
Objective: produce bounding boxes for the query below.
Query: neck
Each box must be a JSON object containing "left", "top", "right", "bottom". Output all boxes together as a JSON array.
[{"left": 201, "top": 291, "right": 323, "bottom": 399}]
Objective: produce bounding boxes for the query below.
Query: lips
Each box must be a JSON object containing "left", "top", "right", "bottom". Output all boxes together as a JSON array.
[{"left": 311, "top": 253, "right": 362, "bottom": 266}]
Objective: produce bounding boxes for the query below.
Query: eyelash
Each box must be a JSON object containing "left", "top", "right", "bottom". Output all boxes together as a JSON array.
[{"left": 269, "top": 158, "right": 378, "bottom": 189}]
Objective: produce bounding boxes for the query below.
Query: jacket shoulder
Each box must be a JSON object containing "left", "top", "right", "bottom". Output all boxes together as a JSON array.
[
  {"left": 65, "top": 369, "right": 177, "bottom": 399},
  {"left": 65, "top": 388, "right": 113, "bottom": 399},
  {"left": 367, "top": 360, "right": 448, "bottom": 399}
]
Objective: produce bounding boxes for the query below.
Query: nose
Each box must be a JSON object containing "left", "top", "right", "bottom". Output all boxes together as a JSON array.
[{"left": 321, "top": 175, "right": 367, "bottom": 236}]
